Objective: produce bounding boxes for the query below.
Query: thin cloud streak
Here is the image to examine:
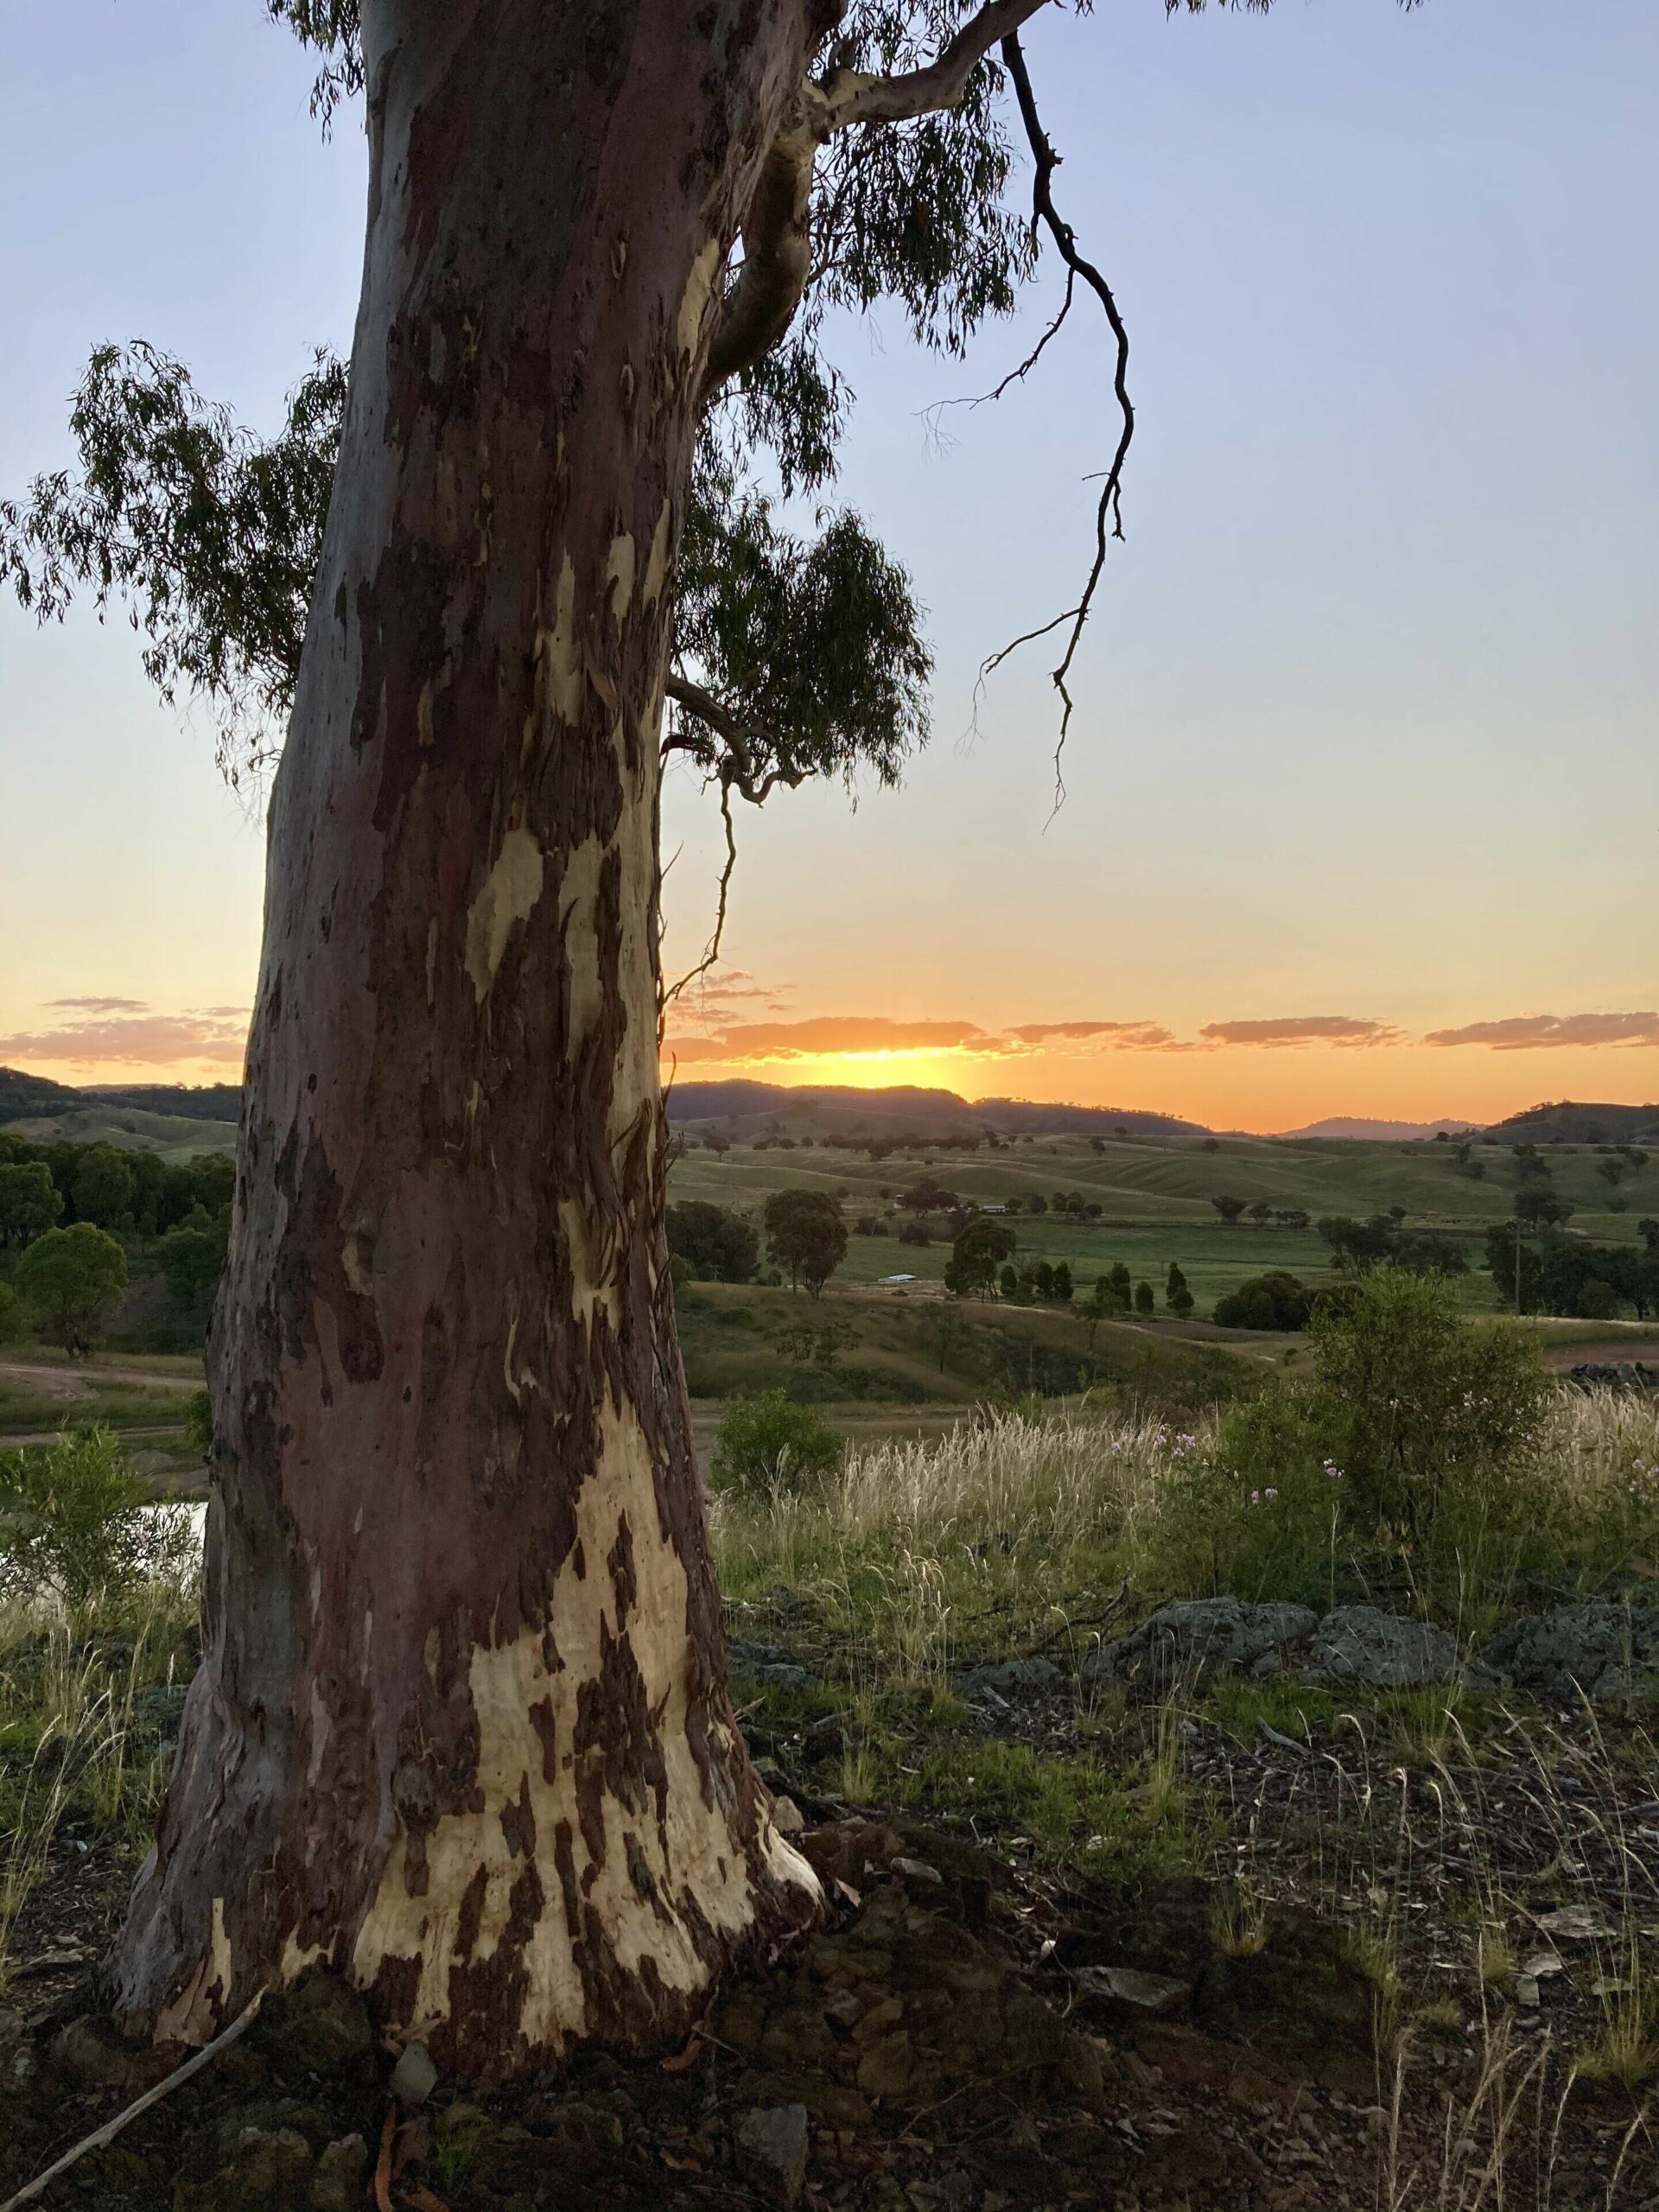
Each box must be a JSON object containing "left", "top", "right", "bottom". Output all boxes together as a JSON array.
[
  {"left": 1422, "top": 1012, "right": 1659, "bottom": 1052},
  {"left": 1198, "top": 1016, "right": 1404, "bottom": 1049}
]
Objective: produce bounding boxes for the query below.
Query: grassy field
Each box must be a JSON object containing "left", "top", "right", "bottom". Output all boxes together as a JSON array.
[{"left": 670, "top": 1122, "right": 1659, "bottom": 1313}]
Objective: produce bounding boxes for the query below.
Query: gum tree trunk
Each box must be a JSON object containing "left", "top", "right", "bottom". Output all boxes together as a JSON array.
[{"left": 110, "top": 0, "right": 820, "bottom": 2075}]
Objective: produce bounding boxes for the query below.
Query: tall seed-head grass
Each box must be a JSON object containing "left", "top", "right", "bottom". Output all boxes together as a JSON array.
[{"left": 713, "top": 1409, "right": 1187, "bottom": 1681}]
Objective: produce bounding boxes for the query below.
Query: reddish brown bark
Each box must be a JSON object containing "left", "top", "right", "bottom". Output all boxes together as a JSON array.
[{"left": 109, "top": 0, "right": 821, "bottom": 2075}]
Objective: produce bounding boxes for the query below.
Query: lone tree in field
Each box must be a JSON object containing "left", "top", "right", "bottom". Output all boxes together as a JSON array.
[
  {"left": 764, "top": 1188, "right": 849, "bottom": 1297},
  {"left": 16, "top": 1223, "right": 129, "bottom": 1356},
  {"left": 2, "top": 0, "right": 1420, "bottom": 2077}
]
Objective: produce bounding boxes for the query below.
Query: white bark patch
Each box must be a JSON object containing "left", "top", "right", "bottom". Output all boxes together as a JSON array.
[
  {"left": 540, "top": 556, "right": 583, "bottom": 728},
  {"left": 642, "top": 500, "right": 672, "bottom": 612},
  {"left": 209, "top": 1897, "right": 232, "bottom": 2000},
  {"left": 558, "top": 832, "right": 607, "bottom": 1058},
  {"left": 349, "top": 1396, "right": 817, "bottom": 2050},
  {"left": 465, "top": 829, "right": 546, "bottom": 1003},
  {"left": 677, "top": 238, "right": 721, "bottom": 362},
  {"left": 605, "top": 531, "right": 635, "bottom": 624}
]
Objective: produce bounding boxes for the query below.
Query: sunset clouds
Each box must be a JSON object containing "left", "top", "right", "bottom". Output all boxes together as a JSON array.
[
  {"left": 1422, "top": 1013, "right": 1659, "bottom": 1052},
  {"left": 0, "top": 1001, "right": 249, "bottom": 1068},
  {"left": 1197, "top": 1016, "right": 1405, "bottom": 1049}
]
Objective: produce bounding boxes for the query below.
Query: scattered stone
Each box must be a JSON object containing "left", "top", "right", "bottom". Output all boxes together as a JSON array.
[
  {"left": 1084, "top": 1599, "right": 1318, "bottom": 1691},
  {"left": 175, "top": 2125, "right": 314, "bottom": 2211},
  {"left": 1516, "top": 1950, "right": 1564, "bottom": 1980},
  {"left": 49, "top": 2013, "right": 147, "bottom": 2093},
  {"left": 1534, "top": 1907, "right": 1608, "bottom": 1942},
  {"left": 1513, "top": 1975, "right": 1541, "bottom": 2009},
  {"left": 735, "top": 2102, "right": 810, "bottom": 2206},
  {"left": 308, "top": 2133, "right": 369, "bottom": 2212},
  {"left": 959, "top": 1656, "right": 1063, "bottom": 1699},
  {"left": 729, "top": 1639, "right": 813, "bottom": 1689},
  {"left": 1071, "top": 1966, "right": 1190, "bottom": 2015},
  {"left": 892, "top": 1855, "right": 944, "bottom": 1886},
  {"left": 389, "top": 2039, "right": 437, "bottom": 2107},
  {"left": 251, "top": 1971, "right": 374, "bottom": 2080},
  {"left": 1480, "top": 1605, "right": 1659, "bottom": 1704},
  {"left": 771, "top": 1794, "right": 806, "bottom": 1837},
  {"left": 1304, "top": 1606, "right": 1459, "bottom": 1689}
]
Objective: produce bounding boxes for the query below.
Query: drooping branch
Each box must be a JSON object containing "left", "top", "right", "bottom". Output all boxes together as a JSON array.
[
  {"left": 977, "top": 29, "right": 1135, "bottom": 808},
  {"left": 700, "top": 125, "right": 819, "bottom": 403},
  {"left": 663, "top": 672, "right": 808, "bottom": 806}
]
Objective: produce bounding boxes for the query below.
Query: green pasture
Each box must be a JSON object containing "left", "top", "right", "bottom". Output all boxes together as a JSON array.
[{"left": 668, "top": 1123, "right": 1659, "bottom": 1316}]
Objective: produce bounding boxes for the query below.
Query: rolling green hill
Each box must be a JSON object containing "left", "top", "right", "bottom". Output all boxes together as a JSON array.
[
  {"left": 1, "top": 1104, "right": 238, "bottom": 1161},
  {"left": 669, "top": 1121, "right": 1659, "bottom": 1313}
]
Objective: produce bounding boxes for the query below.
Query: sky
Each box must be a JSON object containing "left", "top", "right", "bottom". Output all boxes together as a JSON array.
[{"left": 1, "top": 0, "right": 1655, "bottom": 1133}]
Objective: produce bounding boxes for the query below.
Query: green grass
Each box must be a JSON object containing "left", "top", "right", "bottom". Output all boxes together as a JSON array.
[{"left": 669, "top": 1124, "right": 1659, "bottom": 1319}]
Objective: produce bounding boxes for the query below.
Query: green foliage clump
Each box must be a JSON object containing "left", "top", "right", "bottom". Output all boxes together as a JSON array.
[
  {"left": 763, "top": 1190, "right": 848, "bottom": 1297},
  {"left": 711, "top": 1389, "right": 843, "bottom": 1499},
  {"left": 1147, "top": 1271, "right": 1554, "bottom": 1622},
  {"left": 16, "top": 1223, "right": 129, "bottom": 1355},
  {"left": 0, "top": 1427, "right": 192, "bottom": 1605},
  {"left": 665, "top": 1198, "right": 758, "bottom": 1284},
  {"left": 1213, "top": 1270, "right": 1315, "bottom": 1332}
]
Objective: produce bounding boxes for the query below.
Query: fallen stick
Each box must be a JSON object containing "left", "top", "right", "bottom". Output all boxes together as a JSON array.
[{"left": 0, "top": 1991, "right": 264, "bottom": 2212}]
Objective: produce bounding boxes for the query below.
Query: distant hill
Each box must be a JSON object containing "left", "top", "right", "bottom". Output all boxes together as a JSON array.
[
  {"left": 664, "top": 1077, "right": 1205, "bottom": 1138},
  {"left": 0, "top": 1066, "right": 85, "bottom": 1122},
  {"left": 1, "top": 1067, "right": 238, "bottom": 1158},
  {"left": 1484, "top": 1099, "right": 1659, "bottom": 1145},
  {"left": 83, "top": 1082, "right": 243, "bottom": 1123},
  {"left": 1276, "top": 1116, "right": 1480, "bottom": 1141}
]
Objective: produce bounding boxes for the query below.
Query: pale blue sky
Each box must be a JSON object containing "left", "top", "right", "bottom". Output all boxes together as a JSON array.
[{"left": 2, "top": 0, "right": 1655, "bottom": 1128}]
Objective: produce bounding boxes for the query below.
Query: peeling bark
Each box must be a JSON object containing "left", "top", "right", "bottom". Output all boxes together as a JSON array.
[{"left": 109, "top": 0, "right": 821, "bottom": 2077}]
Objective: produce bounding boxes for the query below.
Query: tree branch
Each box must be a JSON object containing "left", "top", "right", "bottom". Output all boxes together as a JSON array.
[
  {"left": 816, "top": 0, "right": 1054, "bottom": 130},
  {"left": 663, "top": 672, "right": 807, "bottom": 805},
  {"left": 699, "top": 123, "right": 819, "bottom": 404},
  {"left": 701, "top": 0, "right": 1059, "bottom": 404},
  {"left": 981, "top": 29, "right": 1135, "bottom": 812}
]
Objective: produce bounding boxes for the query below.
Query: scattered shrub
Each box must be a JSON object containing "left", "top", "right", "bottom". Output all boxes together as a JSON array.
[
  {"left": 710, "top": 1390, "right": 843, "bottom": 1498},
  {"left": 1213, "top": 1271, "right": 1314, "bottom": 1331},
  {"left": 0, "top": 1426, "right": 194, "bottom": 1605},
  {"left": 1147, "top": 1272, "right": 1554, "bottom": 1623}
]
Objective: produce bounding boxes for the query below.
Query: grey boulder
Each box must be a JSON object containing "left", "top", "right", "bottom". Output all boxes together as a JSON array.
[
  {"left": 736, "top": 2103, "right": 810, "bottom": 2206},
  {"left": 1304, "top": 1606, "right": 1459, "bottom": 1689},
  {"left": 1083, "top": 1599, "right": 1317, "bottom": 1690},
  {"left": 1479, "top": 1605, "right": 1659, "bottom": 1705}
]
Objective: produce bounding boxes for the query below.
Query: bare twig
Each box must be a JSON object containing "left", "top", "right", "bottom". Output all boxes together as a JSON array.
[
  {"left": 0, "top": 1991, "right": 265, "bottom": 2212},
  {"left": 975, "top": 29, "right": 1135, "bottom": 814}
]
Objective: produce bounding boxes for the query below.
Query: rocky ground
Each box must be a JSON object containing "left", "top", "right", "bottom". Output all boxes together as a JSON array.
[{"left": 4, "top": 1599, "right": 1656, "bottom": 2212}]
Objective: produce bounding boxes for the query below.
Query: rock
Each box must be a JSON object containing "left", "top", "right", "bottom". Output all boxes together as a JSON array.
[
  {"left": 959, "top": 1656, "right": 1063, "bottom": 1699},
  {"left": 1083, "top": 1600, "right": 1318, "bottom": 1691},
  {"left": 1304, "top": 1606, "right": 1459, "bottom": 1688},
  {"left": 1071, "top": 1966, "right": 1190, "bottom": 2015},
  {"left": 771, "top": 1794, "right": 806, "bottom": 1837},
  {"left": 1479, "top": 1605, "right": 1659, "bottom": 1705},
  {"left": 892, "top": 1855, "right": 944, "bottom": 1886},
  {"left": 175, "top": 2126, "right": 314, "bottom": 2211},
  {"left": 735, "top": 2102, "right": 810, "bottom": 2206},
  {"left": 390, "top": 2039, "right": 438, "bottom": 2106},
  {"left": 251, "top": 1971, "right": 374, "bottom": 2080},
  {"left": 309, "top": 2134, "right": 369, "bottom": 2212},
  {"left": 855, "top": 2028, "right": 914, "bottom": 2100},
  {"left": 50, "top": 2014, "right": 144, "bottom": 2093},
  {"left": 729, "top": 1640, "right": 813, "bottom": 1689}
]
